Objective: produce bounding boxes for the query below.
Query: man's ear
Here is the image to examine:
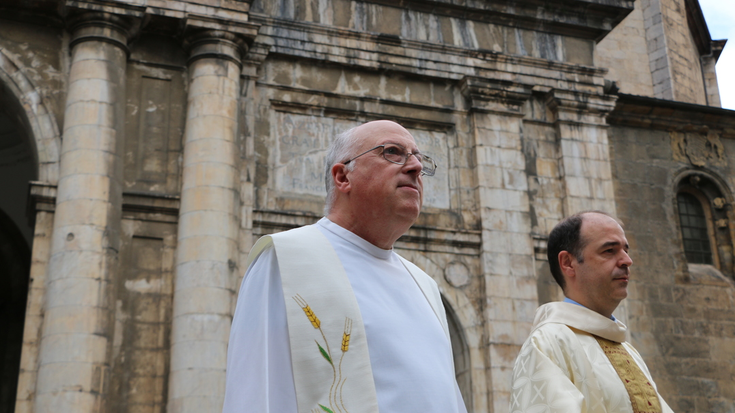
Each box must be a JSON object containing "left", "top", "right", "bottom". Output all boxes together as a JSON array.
[
  {"left": 558, "top": 251, "right": 576, "bottom": 279},
  {"left": 332, "top": 163, "right": 351, "bottom": 194}
]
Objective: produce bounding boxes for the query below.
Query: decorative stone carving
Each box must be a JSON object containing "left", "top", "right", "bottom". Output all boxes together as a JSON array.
[
  {"left": 671, "top": 131, "right": 726, "bottom": 167},
  {"left": 444, "top": 261, "right": 471, "bottom": 288},
  {"left": 713, "top": 197, "right": 726, "bottom": 209}
]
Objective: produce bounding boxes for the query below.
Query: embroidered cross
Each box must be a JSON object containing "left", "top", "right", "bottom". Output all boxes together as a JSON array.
[{"left": 531, "top": 382, "right": 546, "bottom": 403}]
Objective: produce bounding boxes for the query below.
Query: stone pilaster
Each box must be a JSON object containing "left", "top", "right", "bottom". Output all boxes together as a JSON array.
[
  {"left": 34, "top": 11, "right": 135, "bottom": 413},
  {"left": 461, "top": 77, "right": 535, "bottom": 413},
  {"left": 546, "top": 88, "right": 631, "bottom": 324},
  {"left": 641, "top": 0, "right": 674, "bottom": 100},
  {"left": 167, "top": 24, "right": 255, "bottom": 413},
  {"left": 546, "top": 90, "right": 618, "bottom": 215}
]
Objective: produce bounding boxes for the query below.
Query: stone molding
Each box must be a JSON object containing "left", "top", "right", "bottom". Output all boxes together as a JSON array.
[
  {"left": 268, "top": 91, "right": 457, "bottom": 130},
  {"left": 252, "top": 210, "right": 481, "bottom": 256},
  {"left": 64, "top": 1, "right": 146, "bottom": 54},
  {"left": 546, "top": 89, "right": 618, "bottom": 125},
  {"left": 29, "top": 182, "right": 180, "bottom": 217},
  {"left": 460, "top": 76, "right": 531, "bottom": 115},
  {"left": 250, "top": 14, "right": 609, "bottom": 85},
  {"left": 361, "top": 0, "right": 634, "bottom": 41},
  {"left": 608, "top": 93, "right": 735, "bottom": 136},
  {"left": 183, "top": 15, "right": 259, "bottom": 67}
]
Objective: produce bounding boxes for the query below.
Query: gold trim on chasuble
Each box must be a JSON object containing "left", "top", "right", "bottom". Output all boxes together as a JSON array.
[{"left": 593, "top": 336, "right": 663, "bottom": 413}]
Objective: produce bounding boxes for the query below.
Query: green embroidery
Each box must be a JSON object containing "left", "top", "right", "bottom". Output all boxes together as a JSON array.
[
  {"left": 294, "top": 295, "right": 353, "bottom": 413},
  {"left": 317, "top": 341, "right": 333, "bottom": 365}
]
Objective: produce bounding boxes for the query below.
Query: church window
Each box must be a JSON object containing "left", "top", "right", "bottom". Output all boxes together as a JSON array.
[
  {"left": 677, "top": 192, "right": 713, "bottom": 264},
  {"left": 674, "top": 172, "right": 733, "bottom": 278}
]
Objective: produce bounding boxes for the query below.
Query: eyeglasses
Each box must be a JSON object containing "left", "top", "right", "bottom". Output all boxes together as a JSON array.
[{"left": 342, "top": 143, "right": 437, "bottom": 176}]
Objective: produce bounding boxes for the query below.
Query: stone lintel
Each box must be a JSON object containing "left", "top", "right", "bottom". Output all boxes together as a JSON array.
[
  {"left": 460, "top": 76, "right": 531, "bottom": 115},
  {"left": 363, "top": 0, "right": 634, "bottom": 41},
  {"left": 608, "top": 93, "right": 735, "bottom": 136},
  {"left": 64, "top": 0, "right": 147, "bottom": 19},
  {"left": 268, "top": 92, "right": 457, "bottom": 131},
  {"left": 121, "top": 192, "right": 180, "bottom": 222},
  {"left": 184, "top": 13, "right": 259, "bottom": 39}
]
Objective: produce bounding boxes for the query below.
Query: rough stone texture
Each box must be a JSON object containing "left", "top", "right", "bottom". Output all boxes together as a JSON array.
[
  {"left": 34, "top": 13, "right": 129, "bottom": 413},
  {"left": 596, "top": 0, "right": 655, "bottom": 97},
  {"left": 168, "top": 31, "right": 245, "bottom": 413},
  {"left": 0, "top": 1, "right": 732, "bottom": 413},
  {"left": 608, "top": 115, "right": 735, "bottom": 413},
  {"left": 635, "top": 0, "right": 713, "bottom": 105}
]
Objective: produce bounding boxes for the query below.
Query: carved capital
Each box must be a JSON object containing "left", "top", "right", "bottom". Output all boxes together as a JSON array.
[
  {"left": 460, "top": 76, "right": 531, "bottom": 115},
  {"left": 64, "top": 1, "right": 145, "bottom": 53},
  {"left": 184, "top": 15, "right": 260, "bottom": 68},
  {"left": 546, "top": 89, "right": 617, "bottom": 125}
]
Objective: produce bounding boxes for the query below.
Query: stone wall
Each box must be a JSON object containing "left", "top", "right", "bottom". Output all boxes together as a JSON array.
[
  {"left": 596, "top": 0, "right": 655, "bottom": 97},
  {"left": 609, "top": 97, "right": 735, "bottom": 412}
]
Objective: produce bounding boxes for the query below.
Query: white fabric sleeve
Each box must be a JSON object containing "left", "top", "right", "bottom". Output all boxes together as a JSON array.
[
  {"left": 222, "top": 246, "right": 298, "bottom": 413},
  {"left": 510, "top": 334, "right": 587, "bottom": 413}
]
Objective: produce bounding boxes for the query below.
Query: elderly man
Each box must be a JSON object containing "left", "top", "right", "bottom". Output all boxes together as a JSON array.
[
  {"left": 510, "top": 211, "right": 674, "bottom": 413},
  {"left": 223, "top": 120, "right": 467, "bottom": 413}
]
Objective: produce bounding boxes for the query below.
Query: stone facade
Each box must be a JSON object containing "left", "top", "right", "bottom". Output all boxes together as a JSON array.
[{"left": 0, "top": 1, "right": 732, "bottom": 413}]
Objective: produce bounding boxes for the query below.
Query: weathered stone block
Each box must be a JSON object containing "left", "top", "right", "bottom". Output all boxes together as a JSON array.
[
  {"left": 659, "top": 335, "right": 710, "bottom": 358},
  {"left": 172, "top": 287, "right": 232, "bottom": 315}
]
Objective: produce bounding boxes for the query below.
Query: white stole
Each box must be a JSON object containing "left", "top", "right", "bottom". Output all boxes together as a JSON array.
[{"left": 246, "top": 224, "right": 449, "bottom": 413}]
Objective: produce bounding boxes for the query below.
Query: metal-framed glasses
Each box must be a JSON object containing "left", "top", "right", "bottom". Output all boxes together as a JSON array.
[{"left": 343, "top": 143, "right": 437, "bottom": 176}]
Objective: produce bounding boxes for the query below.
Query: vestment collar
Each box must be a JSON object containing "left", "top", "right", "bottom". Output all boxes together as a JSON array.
[{"left": 532, "top": 302, "right": 628, "bottom": 342}]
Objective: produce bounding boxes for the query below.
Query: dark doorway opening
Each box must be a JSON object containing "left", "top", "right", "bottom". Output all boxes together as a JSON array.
[{"left": 0, "top": 87, "right": 36, "bottom": 413}]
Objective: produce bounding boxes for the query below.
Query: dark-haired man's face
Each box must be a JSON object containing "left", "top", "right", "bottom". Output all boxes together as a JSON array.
[{"left": 567, "top": 213, "right": 632, "bottom": 317}]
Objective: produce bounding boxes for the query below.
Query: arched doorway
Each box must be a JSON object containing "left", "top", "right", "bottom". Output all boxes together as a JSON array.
[
  {"left": 444, "top": 298, "right": 472, "bottom": 412},
  {"left": 0, "top": 85, "right": 37, "bottom": 413}
]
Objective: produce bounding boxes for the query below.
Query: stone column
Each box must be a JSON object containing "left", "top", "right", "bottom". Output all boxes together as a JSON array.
[
  {"left": 461, "top": 77, "right": 535, "bottom": 413},
  {"left": 167, "top": 29, "right": 247, "bottom": 413},
  {"left": 34, "top": 12, "right": 133, "bottom": 413}
]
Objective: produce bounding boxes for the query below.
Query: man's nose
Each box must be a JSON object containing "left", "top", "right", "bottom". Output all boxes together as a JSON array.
[
  {"left": 619, "top": 251, "right": 633, "bottom": 267},
  {"left": 403, "top": 153, "right": 423, "bottom": 174}
]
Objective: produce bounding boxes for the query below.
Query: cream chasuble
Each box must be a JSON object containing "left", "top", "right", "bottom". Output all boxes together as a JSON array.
[
  {"left": 510, "top": 302, "right": 674, "bottom": 413},
  {"left": 224, "top": 218, "right": 466, "bottom": 413}
]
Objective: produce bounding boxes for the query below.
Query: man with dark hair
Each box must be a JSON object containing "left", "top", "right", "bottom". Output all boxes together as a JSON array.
[
  {"left": 510, "top": 211, "right": 673, "bottom": 413},
  {"left": 223, "top": 120, "right": 467, "bottom": 413}
]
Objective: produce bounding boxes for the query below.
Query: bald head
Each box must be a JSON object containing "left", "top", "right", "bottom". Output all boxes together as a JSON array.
[
  {"left": 324, "top": 120, "right": 425, "bottom": 249},
  {"left": 324, "top": 120, "right": 414, "bottom": 214}
]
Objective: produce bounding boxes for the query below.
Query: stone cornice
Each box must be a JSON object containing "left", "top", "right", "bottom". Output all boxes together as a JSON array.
[
  {"left": 607, "top": 93, "right": 735, "bottom": 137},
  {"left": 546, "top": 89, "right": 618, "bottom": 125},
  {"left": 460, "top": 77, "right": 532, "bottom": 115},
  {"left": 684, "top": 0, "right": 713, "bottom": 56},
  {"left": 362, "top": 0, "right": 634, "bottom": 41},
  {"left": 251, "top": 15, "right": 608, "bottom": 91}
]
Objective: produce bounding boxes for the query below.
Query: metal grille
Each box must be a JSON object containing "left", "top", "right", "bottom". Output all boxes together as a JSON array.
[{"left": 677, "top": 193, "right": 713, "bottom": 264}]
